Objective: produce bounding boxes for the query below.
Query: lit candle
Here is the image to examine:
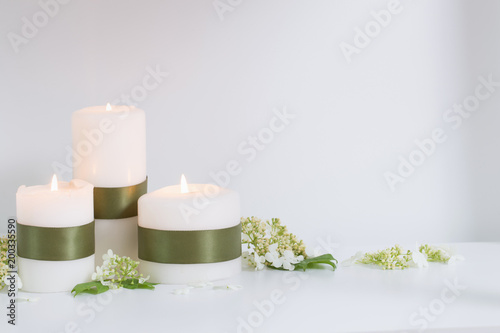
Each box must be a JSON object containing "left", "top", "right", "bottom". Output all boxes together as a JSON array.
[
  {"left": 16, "top": 175, "right": 94, "bottom": 292},
  {"left": 72, "top": 104, "right": 147, "bottom": 264},
  {"left": 138, "top": 175, "right": 241, "bottom": 284}
]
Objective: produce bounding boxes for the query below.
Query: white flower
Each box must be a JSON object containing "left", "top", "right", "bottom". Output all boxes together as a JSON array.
[
  {"left": 422, "top": 244, "right": 465, "bottom": 264},
  {"left": 244, "top": 251, "right": 266, "bottom": 270},
  {"left": 212, "top": 284, "right": 243, "bottom": 291},
  {"left": 188, "top": 281, "right": 213, "bottom": 288},
  {"left": 91, "top": 266, "right": 103, "bottom": 281},
  {"left": 227, "top": 284, "right": 243, "bottom": 291},
  {"left": 101, "top": 279, "right": 112, "bottom": 287},
  {"left": 341, "top": 251, "right": 365, "bottom": 267},
  {"left": 411, "top": 249, "right": 428, "bottom": 268},
  {"left": 265, "top": 243, "right": 283, "bottom": 268},
  {"left": 285, "top": 250, "right": 303, "bottom": 264},
  {"left": 102, "top": 249, "right": 116, "bottom": 264},
  {"left": 241, "top": 234, "right": 251, "bottom": 242},
  {"left": 448, "top": 254, "right": 465, "bottom": 264},
  {"left": 172, "top": 287, "right": 193, "bottom": 295},
  {"left": 3, "top": 274, "right": 22, "bottom": 289},
  {"left": 138, "top": 275, "right": 150, "bottom": 284},
  {"left": 253, "top": 252, "right": 266, "bottom": 271},
  {"left": 213, "top": 284, "right": 242, "bottom": 291},
  {"left": 242, "top": 251, "right": 252, "bottom": 263},
  {"left": 281, "top": 250, "right": 303, "bottom": 271},
  {"left": 306, "top": 246, "right": 322, "bottom": 257},
  {"left": 435, "top": 245, "right": 465, "bottom": 264}
]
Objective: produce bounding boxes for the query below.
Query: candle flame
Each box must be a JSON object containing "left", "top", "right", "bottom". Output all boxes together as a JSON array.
[
  {"left": 180, "top": 174, "right": 189, "bottom": 193},
  {"left": 51, "top": 174, "right": 58, "bottom": 191},
  {"left": 106, "top": 103, "right": 112, "bottom": 111}
]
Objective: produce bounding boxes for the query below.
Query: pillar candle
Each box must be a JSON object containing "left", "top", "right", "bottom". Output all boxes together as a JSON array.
[
  {"left": 138, "top": 177, "right": 241, "bottom": 284},
  {"left": 16, "top": 177, "right": 94, "bottom": 292},
  {"left": 72, "top": 105, "right": 147, "bottom": 265}
]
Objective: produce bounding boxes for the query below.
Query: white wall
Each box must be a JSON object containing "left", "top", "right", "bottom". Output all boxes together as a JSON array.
[{"left": 1, "top": 0, "right": 499, "bottom": 245}]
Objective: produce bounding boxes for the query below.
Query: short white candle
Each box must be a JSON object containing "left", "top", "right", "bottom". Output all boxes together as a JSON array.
[
  {"left": 138, "top": 176, "right": 241, "bottom": 284},
  {"left": 16, "top": 176, "right": 94, "bottom": 293},
  {"left": 72, "top": 104, "right": 146, "bottom": 264}
]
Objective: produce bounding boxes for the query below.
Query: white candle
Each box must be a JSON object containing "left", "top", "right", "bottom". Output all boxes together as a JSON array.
[
  {"left": 72, "top": 104, "right": 146, "bottom": 264},
  {"left": 16, "top": 177, "right": 94, "bottom": 293},
  {"left": 138, "top": 176, "right": 241, "bottom": 284}
]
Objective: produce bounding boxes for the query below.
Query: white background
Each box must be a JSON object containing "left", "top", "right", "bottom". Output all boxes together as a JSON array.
[{"left": 1, "top": 0, "right": 500, "bottom": 246}]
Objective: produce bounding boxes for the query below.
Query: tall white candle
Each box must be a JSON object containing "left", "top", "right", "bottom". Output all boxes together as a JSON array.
[
  {"left": 16, "top": 177, "right": 94, "bottom": 293},
  {"left": 72, "top": 105, "right": 146, "bottom": 264},
  {"left": 138, "top": 176, "right": 241, "bottom": 284}
]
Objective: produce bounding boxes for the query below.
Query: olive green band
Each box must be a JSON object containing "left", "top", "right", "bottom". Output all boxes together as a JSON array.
[
  {"left": 17, "top": 221, "right": 95, "bottom": 261},
  {"left": 94, "top": 177, "right": 148, "bottom": 219},
  {"left": 138, "top": 223, "right": 242, "bottom": 264}
]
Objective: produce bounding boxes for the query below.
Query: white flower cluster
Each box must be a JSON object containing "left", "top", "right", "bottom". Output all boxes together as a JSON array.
[
  {"left": 92, "top": 249, "right": 149, "bottom": 289},
  {"left": 246, "top": 243, "right": 304, "bottom": 271},
  {"left": 418, "top": 244, "right": 465, "bottom": 265},
  {"left": 342, "top": 243, "right": 465, "bottom": 270},
  {"left": 241, "top": 217, "right": 307, "bottom": 271}
]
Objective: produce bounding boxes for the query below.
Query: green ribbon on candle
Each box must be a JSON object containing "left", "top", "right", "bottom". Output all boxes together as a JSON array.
[
  {"left": 17, "top": 221, "right": 95, "bottom": 261},
  {"left": 138, "top": 223, "right": 242, "bottom": 264},
  {"left": 94, "top": 177, "right": 148, "bottom": 220}
]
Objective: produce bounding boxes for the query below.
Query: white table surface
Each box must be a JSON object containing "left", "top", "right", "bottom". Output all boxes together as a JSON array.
[{"left": 2, "top": 242, "right": 499, "bottom": 333}]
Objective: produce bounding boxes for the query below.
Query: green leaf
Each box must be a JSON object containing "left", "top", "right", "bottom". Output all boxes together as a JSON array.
[
  {"left": 122, "top": 278, "right": 157, "bottom": 291},
  {"left": 122, "top": 278, "right": 139, "bottom": 289},
  {"left": 294, "top": 254, "right": 338, "bottom": 272},
  {"left": 71, "top": 281, "right": 109, "bottom": 296},
  {"left": 137, "top": 282, "right": 157, "bottom": 290},
  {"left": 266, "top": 254, "right": 338, "bottom": 272}
]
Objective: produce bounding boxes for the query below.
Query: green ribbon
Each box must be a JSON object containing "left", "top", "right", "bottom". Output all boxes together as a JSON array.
[
  {"left": 94, "top": 177, "right": 148, "bottom": 220},
  {"left": 138, "top": 223, "right": 242, "bottom": 264},
  {"left": 17, "top": 221, "right": 95, "bottom": 261}
]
